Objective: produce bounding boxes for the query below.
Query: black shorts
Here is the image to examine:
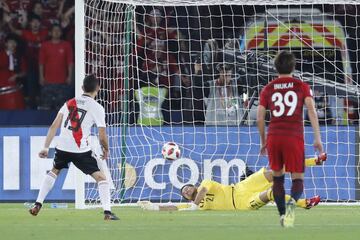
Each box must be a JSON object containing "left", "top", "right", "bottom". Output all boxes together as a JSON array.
[{"left": 53, "top": 148, "right": 100, "bottom": 175}]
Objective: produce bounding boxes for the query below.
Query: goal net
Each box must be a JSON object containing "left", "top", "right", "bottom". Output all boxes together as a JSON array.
[{"left": 76, "top": 0, "right": 360, "bottom": 208}]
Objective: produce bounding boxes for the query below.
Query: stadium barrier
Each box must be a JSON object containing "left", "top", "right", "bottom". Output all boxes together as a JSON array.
[{"left": 0, "top": 126, "right": 358, "bottom": 202}]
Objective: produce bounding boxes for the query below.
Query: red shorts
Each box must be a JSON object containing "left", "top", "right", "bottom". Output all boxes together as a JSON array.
[{"left": 267, "top": 135, "right": 305, "bottom": 173}]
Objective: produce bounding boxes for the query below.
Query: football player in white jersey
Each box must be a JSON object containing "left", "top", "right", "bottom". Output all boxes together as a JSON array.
[{"left": 29, "top": 74, "right": 119, "bottom": 220}]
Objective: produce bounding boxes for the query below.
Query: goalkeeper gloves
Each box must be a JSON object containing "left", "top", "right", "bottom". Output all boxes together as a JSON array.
[{"left": 178, "top": 202, "right": 199, "bottom": 211}]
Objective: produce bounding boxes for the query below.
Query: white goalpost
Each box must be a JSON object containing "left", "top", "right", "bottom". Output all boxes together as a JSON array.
[{"left": 75, "top": 0, "right": 360, "bottom": 208}]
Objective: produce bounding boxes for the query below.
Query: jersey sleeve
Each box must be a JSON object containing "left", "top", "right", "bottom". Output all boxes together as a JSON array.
[
  {"left": 259, "top": 86, "right": 269, "bottom": 109},
  {"left": 302, "top": 82, "right": 313, "bottom": 99},
  {"left": 58, "top": 103, "right": 67, "bottom": 115},
  {"left": 93, "top": 104, "right": 106, "bottom": 127},
  {"left": 199, "top": 180, "right": 213, "bottom": 191}
]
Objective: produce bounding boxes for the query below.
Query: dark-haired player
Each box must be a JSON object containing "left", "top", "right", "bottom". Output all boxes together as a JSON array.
[
  {"left": 257, "top": 51, "right": 324, "bottom": 227},
  {"left": 29, "top": 74, "right": 119, "bottom": 220}
]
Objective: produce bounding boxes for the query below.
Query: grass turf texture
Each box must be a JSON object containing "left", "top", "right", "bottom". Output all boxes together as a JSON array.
[{"left": 0, "top": 204, "right": 359, "bottom": 240}]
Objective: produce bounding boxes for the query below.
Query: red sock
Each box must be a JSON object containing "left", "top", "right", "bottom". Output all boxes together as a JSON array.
[
  {"left": 291, "top": 179, "right": 304, "bottom": 201},
  {"left": 273, "top": 175, "right": 285, "bottom": 216}
]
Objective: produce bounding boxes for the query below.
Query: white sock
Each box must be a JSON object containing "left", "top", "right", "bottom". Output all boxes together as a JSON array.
[
  {"left": 36, "top": 171, "right": 57, "bottom": 204},
  {"left": 98, "top": 180, "right": 111, "bottom": 212}
]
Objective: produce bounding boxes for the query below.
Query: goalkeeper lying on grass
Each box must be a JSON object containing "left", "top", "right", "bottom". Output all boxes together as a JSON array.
[{"left": 138, "top": 153, "right": 326, "bottom": 211}]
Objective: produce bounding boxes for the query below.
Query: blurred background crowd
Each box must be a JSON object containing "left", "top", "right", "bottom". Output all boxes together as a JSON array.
[
  {"left": 130, "top": 5, "right": 360, "bottom": 126},
  {"left": 1, "top": 1, "right": 360, "bottom": 126},
  {"left": 0, "top": 0, "right": 74, "bottom": 111}
]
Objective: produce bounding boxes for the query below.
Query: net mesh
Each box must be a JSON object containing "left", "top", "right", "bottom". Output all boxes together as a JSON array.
[{"left": 82, "top": 0, "right": 360, "bottom": 206}]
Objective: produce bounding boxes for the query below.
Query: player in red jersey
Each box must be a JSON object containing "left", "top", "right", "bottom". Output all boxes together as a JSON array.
[
  {"left": 28, "top": 75, "right": 119, "bottom": 220},
  {"left": 257, "top": 51, "right": 323, "bottom": 227}
]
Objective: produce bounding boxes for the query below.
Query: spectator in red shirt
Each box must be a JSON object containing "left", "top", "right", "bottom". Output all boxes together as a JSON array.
[
  {"left": 9, "top": 15, "right": 48, "bottom": 60},
  {"left": 7, "top": 14, "right": 48, "bottom": 108},
  {"left": 0, "top": 35, "right": 26, "bottom": 109},
  {"left": 28, "top": 1, "right": 49, "bottom": 29},
  {"left": 42, "top": 0, "right": 63, "bottom": 27},
  {"left": 4, "top": 0, "right": 30, "bottom": 29},
  {"left": 39, "top": 24, "right": 73, "bottom": 110}
]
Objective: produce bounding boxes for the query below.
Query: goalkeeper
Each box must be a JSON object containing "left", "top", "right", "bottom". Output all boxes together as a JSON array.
[{"left": 138, "top": 153, "right": 326, "bottom": 211}]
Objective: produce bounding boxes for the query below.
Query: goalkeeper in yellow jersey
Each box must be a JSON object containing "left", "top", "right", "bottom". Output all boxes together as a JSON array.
[{"left": 138, "top": 153, "right": 326, "bottom": 211}]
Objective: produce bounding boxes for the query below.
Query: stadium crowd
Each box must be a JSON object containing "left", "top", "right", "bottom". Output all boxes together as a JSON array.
[
  {"left": 1, "top": 2, "right": 359, "bottom": 126},
  {"left": 0, "top": 0, "right": 74, "bottom": 111},
  {"left": 132, "top": 6, "right": 360, "bottom": 126}
]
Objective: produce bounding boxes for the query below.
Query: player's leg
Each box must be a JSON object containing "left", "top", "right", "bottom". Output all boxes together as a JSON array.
[
  {"left": 72, "top": 151, "right": 119, "bottom": 220},
  {"left": 234, "top": 168, "right": 272, "bottom": 210},
  {"left": 289, "top": 195, "right": 320, "bottom": 209},
  {"left": 29, "top": 167, "right": 61, "bottom": 216},
  {"left": 267, "top": 136, "right": 286, "bottom": 225},
  {"left": 285, "top": 171, "right": 304, "bottom": 227},
  {"left": 272, "top": 169, "right": 286, "bottom": 224},
  {"left": 90, "top": 170, "right": 119, "bottom": 220},
  {"left": 290, "top": 172, "right": 304, "bottom": 202},
  {"left": 267, "top": 189, "right": 320, "bottom": 209},
  {"left": 247, "top": 190, "right": 271, "bottom": 210},
  {"left": 245, "top": 188, "right": 319, "bottom": 211},
  {"left": 282, "top": 137, "right": 306, "bottom": 227},
  {"left": 29, "top": 149, "right": 70, "bottom": 216}
]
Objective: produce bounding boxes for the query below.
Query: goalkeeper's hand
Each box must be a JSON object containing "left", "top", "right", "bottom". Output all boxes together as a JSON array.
[
  {"left": 137, "top": 201, "right": 159, "bottom": 211},
  {"left": 178, "top": 202, "right": 199, "bottom": 211}
]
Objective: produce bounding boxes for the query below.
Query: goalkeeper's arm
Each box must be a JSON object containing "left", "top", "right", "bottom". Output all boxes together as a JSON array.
[{"left": 137, "top": 201, "right": 198, "bottom": 211}]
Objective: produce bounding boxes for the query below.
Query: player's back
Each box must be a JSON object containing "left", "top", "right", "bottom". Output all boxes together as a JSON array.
[
  {"left": 259, "top": 77, "right": 312, "bottom": 139},
  {"left": 56, "top": 95, "right": 106, "bottom": 153},
  {"left": 198, "top": 180, "right": 235, "bottom": 210}
]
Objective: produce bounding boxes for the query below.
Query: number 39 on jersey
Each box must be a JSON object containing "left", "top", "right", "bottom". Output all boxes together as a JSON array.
[{"left": 271, "top": 91, "right": 298, "bottom": 117}]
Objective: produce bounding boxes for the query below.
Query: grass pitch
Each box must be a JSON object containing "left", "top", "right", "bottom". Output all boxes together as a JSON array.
[{"left": 0, "top": 204, "right": 359, "bottom": 240}]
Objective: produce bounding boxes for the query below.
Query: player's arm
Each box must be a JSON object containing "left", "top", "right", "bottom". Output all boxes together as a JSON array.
[
  {"left": 39, "top": 112, "right": 63, "bottom": 158},
  {"left": 98, "top": 127, "right": 109, "bottom": 160},
  {"left": 139, "top": 187, "right": 208, "bottom": 211},
  {"left": 138, "top": 201, "right": 196, "bottom": 211},
  {"left": 305, "top": 96, "right": 323, "bottom": 153},
  {"left": 94, "top": 104, "right": 109, "bottom": 160},
  {"left": 193, "top": 186, "right": 208, "bottom": 205},
  {"left": 257, "top": 105, "right": 267, "bottom": 155}
]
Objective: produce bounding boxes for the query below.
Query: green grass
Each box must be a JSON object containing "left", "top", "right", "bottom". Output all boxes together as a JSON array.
[{"left": 0, "top": 204, "right": 359, "bottom": 240}]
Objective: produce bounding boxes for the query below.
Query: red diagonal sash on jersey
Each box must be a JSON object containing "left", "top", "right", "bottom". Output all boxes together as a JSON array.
[{"left": 66, "top": 98, "right": 83, "bottom": 148}]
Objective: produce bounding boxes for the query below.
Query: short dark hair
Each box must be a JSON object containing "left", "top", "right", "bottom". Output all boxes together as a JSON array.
[
  {"left": 50, "top": 23, "right": 62, "bottom": 32},
  {"left": 83, "top": 74, "right": 99, "bottom": 92},
  {"left": 180, "top": 184, "right": 195, "bottom": 200},
  {"left": 5, "top": 34, "right": 18, "bottom": 43},
  {"left": 274, "top": 51, "right": 296, "bottom": 74},
  {"left": 29, "top": 14, "right": 41, "bottom": 22}
]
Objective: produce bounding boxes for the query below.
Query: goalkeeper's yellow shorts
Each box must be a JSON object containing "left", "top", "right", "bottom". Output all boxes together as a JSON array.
[{"left": 233, "top": 167, "right": 272, "bottom": 210}]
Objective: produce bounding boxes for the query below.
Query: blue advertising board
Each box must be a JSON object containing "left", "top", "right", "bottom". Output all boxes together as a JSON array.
[{"left": 0, "top": 126, "right": 357, "bottom": 202}]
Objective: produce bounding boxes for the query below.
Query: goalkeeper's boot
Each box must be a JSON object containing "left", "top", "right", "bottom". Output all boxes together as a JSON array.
[
  {"left": 315, "top": 152, "right": 327, "bottom": 165},
  {"left": 305, "top": 195, "right": 321, "bottom": 209},
  {"left": 284, "top": 198, "right": 296, "bottom": 228},
  {"left": 104, "top": 211, "right": 120, "bottom": 220},
  {"left": 29, "top": 202, "right": 42, "bottom": 216}
]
